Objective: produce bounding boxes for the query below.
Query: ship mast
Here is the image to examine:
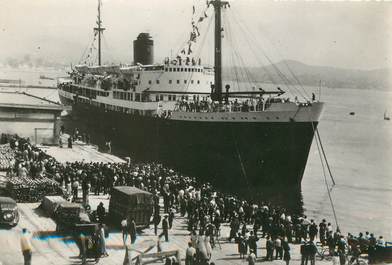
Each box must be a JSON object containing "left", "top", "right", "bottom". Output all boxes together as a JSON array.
[
  {"left": 94, "top": 0, "right": 105, "bottom": 66},
  {"left": 210, "top": 0, "right": 229, "bottom": 103}
]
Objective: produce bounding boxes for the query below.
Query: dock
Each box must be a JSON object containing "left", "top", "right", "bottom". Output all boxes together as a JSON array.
[
  {"left": 41, "top": 135, "right": 125, "bottom": 164},
  {"left": 0, "top": 196, "right": 332, "bottom": 265},
  {"left": 0, "top": 143, "right": 333, "bottom": 265}
]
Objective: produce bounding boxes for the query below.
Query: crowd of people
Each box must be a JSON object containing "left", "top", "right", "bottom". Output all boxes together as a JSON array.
[
  {"left": 175, "top": 96, "right": 277, "bottom": 113},
  {"left": 2, "top": 134, "right": 390, "bottom": 265}
]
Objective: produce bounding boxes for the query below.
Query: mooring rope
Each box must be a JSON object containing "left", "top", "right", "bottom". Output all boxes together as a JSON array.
[
  {"left": 316, "top": 128, "right": 336, "bottom": 186},
  {"left": 311, "top": 121, "right": 339, "bottom": 229}
]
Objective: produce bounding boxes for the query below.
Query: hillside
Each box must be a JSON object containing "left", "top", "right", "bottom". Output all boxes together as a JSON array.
[{"left": 224, "top": 60, "right": 391, "bottom": 90}]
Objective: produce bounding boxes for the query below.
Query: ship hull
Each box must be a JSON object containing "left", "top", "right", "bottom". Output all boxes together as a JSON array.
[{"left": 60, "top": 95, "right": 317, "bottom": 198}]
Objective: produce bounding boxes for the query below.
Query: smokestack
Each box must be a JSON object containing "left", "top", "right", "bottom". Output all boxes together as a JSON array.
[{"left": 133, "top": 33, "right": 154, "bottom": 65}]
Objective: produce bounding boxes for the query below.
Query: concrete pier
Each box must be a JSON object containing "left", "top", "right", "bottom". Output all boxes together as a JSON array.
[
  {"left": 41, "top": 136, "right": 125, "bottom": 164},
  {"left": 0, "top": 144, "right": 337, "bottom": 265}
]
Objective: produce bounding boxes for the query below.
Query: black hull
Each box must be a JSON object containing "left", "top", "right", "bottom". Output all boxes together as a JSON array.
[{"left": 61, "top": 96, "right": 317, "bottom": 211}]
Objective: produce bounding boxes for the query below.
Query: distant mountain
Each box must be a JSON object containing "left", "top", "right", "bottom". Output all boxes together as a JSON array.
[{"left": 224, "top": 60, "right": 391, "bottom": 90}]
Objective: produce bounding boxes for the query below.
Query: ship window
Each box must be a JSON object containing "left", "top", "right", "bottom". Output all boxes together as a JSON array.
[
  {"left": 156, "top": 95, "right": 159, "bottom": 101},
  {"left": 191, "top": 80, "right": 194, "bottom": 84},
  {"left": 177, "top": 80, "right": 180, "bottom": 84},
  {"left": 156, "top": 80, "right": 160, "bottom": 84},
  {"left": 184, "top": 80, "right": 187, "bottom": 84},
  {"left": 173, "top": 95, "right": 176, "bottom": 101},
  {"left": 130, "top": 93, "right": 133, "bottom": 101},
  {"left": 160, "top": 94, "right": 164, "bottom": 101},
  {"left": 197, "top": 80, "right": 200, "bottom": 84},
  {"left": 173, "top": 68, "right": 177, "bottom": 72},
  {"left": 181, "top": 68, "right": 184, "bottom": 72},
  {"left": 169, "top": 80, "right": 172, "bottom": 84},
  {"left": 169, "top": 68, "right": 172, "bottom": 72},
  {"left": 135, "top": 93, "right": 141, "bottom": 101},
  {"left": 148, "top": 80, "right": 152, "bottom": 85},
  {"left": 177, "top": 68, "right": 180, "bottom": 72},
  {"left": 168, "top": 95, "right": 172, "bottom": 101},
  {"left": 127, "top": 93, "right": 130, "bottom": 100}
]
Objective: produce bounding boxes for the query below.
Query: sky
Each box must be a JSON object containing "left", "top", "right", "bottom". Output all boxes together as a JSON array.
[{"left": 0, "top": 0, "right": 391, "bottom": 70}]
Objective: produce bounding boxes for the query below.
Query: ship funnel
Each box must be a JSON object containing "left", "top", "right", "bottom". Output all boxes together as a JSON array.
[{"left": 133, "top": 33, "right": 154, "bottom": 65}]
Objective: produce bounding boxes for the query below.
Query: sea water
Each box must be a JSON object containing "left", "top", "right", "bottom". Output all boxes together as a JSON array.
[{"left": 1, "top": 68, "right": 391, "bottom": 239}]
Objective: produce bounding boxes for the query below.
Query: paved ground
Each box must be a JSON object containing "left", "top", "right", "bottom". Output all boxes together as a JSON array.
[
  {"left": 0, "top": 193, "right": 336, "bottom": 265},
  {"left": 40, "top": 135, "right": 125, "bottom": 164}
]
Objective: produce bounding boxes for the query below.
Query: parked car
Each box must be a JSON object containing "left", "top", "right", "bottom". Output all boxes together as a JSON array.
[{"left": 0, "top": 196, "right": 19, "bottom": 227}]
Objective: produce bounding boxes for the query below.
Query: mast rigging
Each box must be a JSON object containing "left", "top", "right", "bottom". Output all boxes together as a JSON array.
[
  {"left": 94, "top": 0, "right": 105, "bottom": 66},
  {"left": 209, "top": 0, "right": 230, "bottom": 102}
]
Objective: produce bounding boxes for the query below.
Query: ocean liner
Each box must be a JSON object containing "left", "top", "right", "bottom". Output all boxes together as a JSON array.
[{"left": 58, "top": 0, "right": 324, "bottom": 193}]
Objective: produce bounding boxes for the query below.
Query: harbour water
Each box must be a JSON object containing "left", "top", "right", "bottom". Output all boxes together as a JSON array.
[{"left": 1, "top": 67, "right": 392, "bottom": 239}]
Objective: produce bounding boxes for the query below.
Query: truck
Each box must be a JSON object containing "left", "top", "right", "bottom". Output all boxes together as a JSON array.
[{"left": 108, "top": 186, "right": 154, "bottom": 229}]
